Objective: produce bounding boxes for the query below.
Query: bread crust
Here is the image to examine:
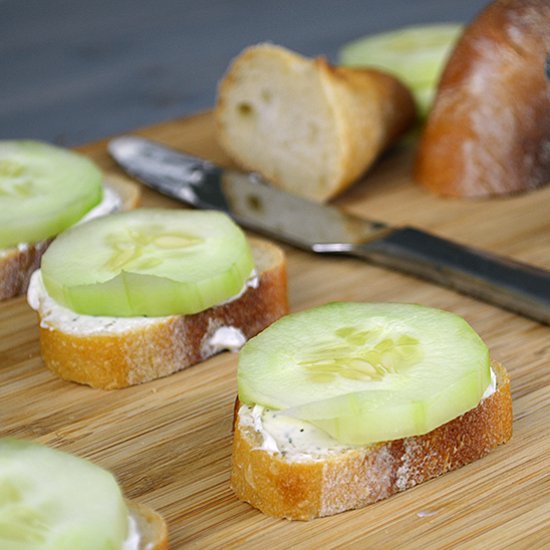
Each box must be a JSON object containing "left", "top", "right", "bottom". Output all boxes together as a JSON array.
[
  {"left": 215, "top": 44, "right": 415, "bottom": 202},
  {"left": 231, "top": 362, "right": 512, "bottom": 520},
  {"left": 415, "top": 0, "right": 550, "bottom": 197},
  {"left": 317, "top": 60, "right": 416, "bottom": 199},
  {"left": 36, "top": 238, "right": 288, "bottom": 389},
  {"left": 0, "top": 177, "right": 140, "bottom": 301},
  {"left": 126, "top": 500, "right": 168, "bottom": 550}
]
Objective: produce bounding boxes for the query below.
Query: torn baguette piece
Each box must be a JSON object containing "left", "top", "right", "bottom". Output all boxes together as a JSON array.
[
  {"left": 232, "top": 362, "right": 511, "bottom": 520},
  {"left": 215, "top": 43, "right": 415, "bottom": 202},
  {"left": 28, "top": 238, "right": 288, "bottom": 389}
]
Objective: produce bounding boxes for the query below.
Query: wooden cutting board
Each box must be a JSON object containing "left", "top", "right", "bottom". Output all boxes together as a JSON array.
[{"left": 1, "top": 112, "right": 549, "bottom": 548}]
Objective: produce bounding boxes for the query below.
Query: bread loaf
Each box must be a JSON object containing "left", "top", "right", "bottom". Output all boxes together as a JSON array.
[
  {"left": 216, "top": 43, "right": 415, "bottom": 202},
  {"left": 415, "top": 0, "right": 550, "bottom": 197}
]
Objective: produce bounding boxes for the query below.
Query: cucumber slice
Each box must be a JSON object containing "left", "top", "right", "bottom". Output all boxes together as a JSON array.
[
  {"left": 238, "top": 303, "right": 490, "bottom": 444},
  {"left": 41, "top": 208, "right": 254, "bottom": 317},
  {"left": 0, "top": 141, "right": 103, "bottom": 248},
  {"left": 0, "top": 439, "right": 128, "bottom": 550},
  {"left": 339, "top": 24, "right": 463, "bottom": 116}
]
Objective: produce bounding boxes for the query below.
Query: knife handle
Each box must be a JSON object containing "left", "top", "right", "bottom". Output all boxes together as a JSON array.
[{"left": 352, "top": 227, "right": 550, "bottom": 325}]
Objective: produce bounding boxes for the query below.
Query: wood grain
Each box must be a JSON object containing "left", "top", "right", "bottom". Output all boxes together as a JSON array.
[{"left": 2, "top": 111, "right": 549, "bottom": 548}]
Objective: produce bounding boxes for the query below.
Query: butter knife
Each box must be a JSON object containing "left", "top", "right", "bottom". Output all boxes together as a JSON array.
[{"left": 109, "top": 136, "right": 550, "bottom": 325}]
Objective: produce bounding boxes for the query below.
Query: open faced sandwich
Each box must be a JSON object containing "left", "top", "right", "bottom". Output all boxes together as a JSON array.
[
  {"left": 28, "top": 208, "right": 288, "bottom": 389},
  {"left": 0, "top": 140, "right": 139, "bottom": 300},
  {"left": 0, "top": 438, "right": 167, "bottom": 549},
  {"left": 231, "top": 302, "right": 512, "bottom": 520}
]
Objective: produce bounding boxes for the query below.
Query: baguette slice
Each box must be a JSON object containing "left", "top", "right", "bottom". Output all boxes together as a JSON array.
[
  {"left": 127, "top": 501, "right": 168, "bottom": 550},
  {"left": 32, "top": 238, "right": 288, "bottom": 389},
  {"left": 216, "top": 43, "right": 415, "bottom": 202},
  {"left": 0, "top": 176, "right": 140, "bottom": 301},
  {"left": 415, "top": 0, "right": 550, "bottom": 197},
  {"left": 231, "top": 362, "right": 512, "bottom": 520}
]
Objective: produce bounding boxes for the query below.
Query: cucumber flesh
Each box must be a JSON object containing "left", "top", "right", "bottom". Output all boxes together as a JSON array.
[
  {"left": 0, "top": 141, "right": 103, "bottom": 248},
  {"left": 339, "top": 24, "right": 463, "bottom": 116},
  {"left": 238, "top": 303, "right": 490, "bottom": 445},
  {"left": 0, "top": 439, "right": 128, "bottom": 550},
  {"left": 41, "top": 209, "right": 254, "bottom": 317}
]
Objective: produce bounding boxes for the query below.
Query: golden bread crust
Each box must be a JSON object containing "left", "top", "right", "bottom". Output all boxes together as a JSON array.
[
  {"left": 231, "top": 362, "right": 512, "bottom": 520},
  {"left": 415, "top": 0, "right": 550, "bottom": 197},
  {"left": 37, "top": 238, "right": 288, "bottom": 389}
]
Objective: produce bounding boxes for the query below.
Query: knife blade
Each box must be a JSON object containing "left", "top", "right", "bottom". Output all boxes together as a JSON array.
[{"left": 108, "top": 136, "right": 550, "bottom": 325}]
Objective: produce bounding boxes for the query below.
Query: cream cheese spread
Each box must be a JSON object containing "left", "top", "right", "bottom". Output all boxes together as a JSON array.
[
  {"left": 28, "top": 269, "right": 259, "bottom": 336},
  {"left": 240, "top": 368, "right": 498, "bottom": 461},
  {"left": 201, "top": 325, "right": 247, "bottom": 357},
  {"left": 28, "top": 270, "right": 160, "bottom": 334},
  {"left": 482, "top": 367, "right": 497, "bottom": 400},
  {"left": 239, "top": 404, "right": 354, "bottom": 462},
  {"left": 219, "top": 270, "right": 259, "bottom": 305},
  {"left": 122, "top": 514, "right": 141, "bottom": 550},
  {"left": 121, "top": 512, "right": 156, "bottom": 550},
  {"left": 79, "top": 184, "right": 122, "bottom": 223}
]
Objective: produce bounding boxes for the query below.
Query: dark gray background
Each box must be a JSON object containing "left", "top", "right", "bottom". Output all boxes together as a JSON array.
[{"left": 1, "top": 0, "right": 487, "bottom": 146}]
